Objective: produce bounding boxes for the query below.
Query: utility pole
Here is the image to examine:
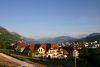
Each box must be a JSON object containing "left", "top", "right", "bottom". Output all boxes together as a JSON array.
[{"left": 75, "top": 56, "right": 76, "bottom": 67}]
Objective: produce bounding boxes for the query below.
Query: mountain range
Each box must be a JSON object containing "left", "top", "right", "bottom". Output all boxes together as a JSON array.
[
  {"left": 34, "top": 33, "right": 100, "bottom": 43},
  {"left": 35, "top": 36, "right": 78, "bottom": 43},
  {"left": 0, "top": 26, "right": 100, "bottom": 44},
  {"left": 78, "top": 33, "right": 100, "bottom": 42}
]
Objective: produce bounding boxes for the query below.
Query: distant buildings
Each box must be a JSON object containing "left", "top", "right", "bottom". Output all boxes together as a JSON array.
[{"left": 60, "top": 41, "right": 100, "bottom": 49}]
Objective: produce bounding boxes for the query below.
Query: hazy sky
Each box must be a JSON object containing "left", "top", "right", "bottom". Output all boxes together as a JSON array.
[{"left": 0, "top": 0, "right": 100, "bottom": 39}]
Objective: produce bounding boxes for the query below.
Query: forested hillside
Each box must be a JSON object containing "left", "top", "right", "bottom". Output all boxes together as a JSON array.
[{"left": 0, "top": 26, "right": 22, "bottom": 48}]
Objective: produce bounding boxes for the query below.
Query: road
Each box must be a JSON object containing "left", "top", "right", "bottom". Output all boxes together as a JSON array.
[{"left": 0, "top": 53, "right": 36, "bottom": 67}]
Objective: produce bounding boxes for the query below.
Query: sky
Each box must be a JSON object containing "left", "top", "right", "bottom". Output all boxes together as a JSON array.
[{"left": 0, "top": 0, "right": 100, "bottom": 39}]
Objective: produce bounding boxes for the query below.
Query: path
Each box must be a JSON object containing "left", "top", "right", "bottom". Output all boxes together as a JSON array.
[{"left": 0, "top": 53, "right": 36, "bottom": 67}]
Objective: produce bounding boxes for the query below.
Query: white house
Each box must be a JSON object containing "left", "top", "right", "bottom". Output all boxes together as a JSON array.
[
  {"left": 37, "top": 44, "right": 46, "bottom": 57},
  {"left": 46, "top": 44, "right": 68, "bottom": 59}
]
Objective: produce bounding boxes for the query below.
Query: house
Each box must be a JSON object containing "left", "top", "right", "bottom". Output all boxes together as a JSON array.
[
  {"left": 22, "top": 45, "right": 30, "bottom": 56},
  {"left": 58, "top": 47, "right": 69, "bottom": 59},
  {"left": 46, "top": 44, "right": 59, "bottom": 58},
  {"left": 14, "top": 42, "right": 69, "bottom": 59},
  {"left": 29, "top": 44, "right": 41, "bottom": 58},
  {"left": 37, "top": 44, "right": 46, "bottom": 57},
  {"left": 46, "top": 44, "right": 69, "bottom": 59},
  {"left": 15, "top": 41, "right": 27, "bottom": 53},
  {"left": 28, "top": 44, "right": 51, "bottom": 58},
  {"left": 46, "top": 43, "right": 51, "bottom": 53},
  {"left": 28, "top": 44, "right": 36, "bottom": 57},
  {"left": 37, "top": 44, "right": 46, "bottom": 54},
  {"left": 84, "top": 42, "right": 89, "bottom": 47}
]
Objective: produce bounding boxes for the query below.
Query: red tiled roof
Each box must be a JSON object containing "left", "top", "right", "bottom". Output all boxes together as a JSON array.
[
  {"left": 51, "top": 44, "right": 59, "bottom": 49},
  {"left": 40, "top": 44, "right": 46, "bottom": 50},
  {"left": 17, "top": 41, "right": 27, "bottom": 48},
  {"left": 29, "top": 44, "right": 35, "bottom": 52}
]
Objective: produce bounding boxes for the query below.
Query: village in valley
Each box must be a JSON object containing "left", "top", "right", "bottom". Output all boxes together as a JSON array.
[
  {"left": 5, "top": 39, "right": 100, "bottom": 67},
  {"left": 10, "top": 40, "right": 99, "bottom": 59},
  {"left": 0, "top": 0, "right": 100, "bottom": 67},
  {"left": 0, "top": 26, "right": 100, "bottom": 67},
  {"left": 11, "top": 41, "right": 77, "bottom": 59},
  {"left": 0, "top": 40, "right": 100, "bottom": 67}
]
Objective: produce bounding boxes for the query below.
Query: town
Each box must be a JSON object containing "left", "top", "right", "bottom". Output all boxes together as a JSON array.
[
  {"left": 0, "top": 0, "right": 100, "bottom": 66},
  {"left": 10, "top": 40, "right": 100, "bottom": 59}
]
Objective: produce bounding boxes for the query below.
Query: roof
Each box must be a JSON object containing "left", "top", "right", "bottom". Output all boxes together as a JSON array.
[
  {"left": 17, "top": 41, "right": 27, "bottom": 48},
  {"left": 51, "top": 44, "right": 59, "bottom": 49},
  {"left": 46, "top": 43, "right": 51, "bottom": 52},
  {"left": 58, "top": 47, "right": 69, "bottom": 55},
  {"left": 29, "top": 44, "right": 35, "bottom": 52},
  {"left": 40, "top": 44, "right": 46, "bottom": 50},
  {"left": 29, "top": 44, "right": 41, "bottom": 52}
]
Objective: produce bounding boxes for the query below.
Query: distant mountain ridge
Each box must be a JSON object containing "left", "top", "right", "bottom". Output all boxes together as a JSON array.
[
  {"left": 23, "top": 37, "right": 37, "bottom": 43},
  {"left": 36, "top": 33, "right": 100, "bottom": 43},
  {"left": 0, "top": 26, "right": 100, "bottom": 44},
  {"left": 22, "top": 33, "right": 100, "bottom": 43},
  {"left": 35, "top": 36, "right": 78, "bottom": 43},
  {"left": 79, "top": 33, "right": 100, "bottom": 42}
]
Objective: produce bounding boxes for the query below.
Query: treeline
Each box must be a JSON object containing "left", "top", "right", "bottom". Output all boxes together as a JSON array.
[{"left": 79, "top": 47, "right": 100, "bottom": 67}]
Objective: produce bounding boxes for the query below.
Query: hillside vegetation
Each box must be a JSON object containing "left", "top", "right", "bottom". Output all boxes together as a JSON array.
[{"left": 0, "top": 26, "right": 22, "bottom": 49}]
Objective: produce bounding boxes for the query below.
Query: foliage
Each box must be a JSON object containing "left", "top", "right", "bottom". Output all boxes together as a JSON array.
[
  {"left": 0, "top": 26, "right": 22, "bottom": 49},
  {"left": 79, "top": 48, "right": 100, "bottom": 67}
]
